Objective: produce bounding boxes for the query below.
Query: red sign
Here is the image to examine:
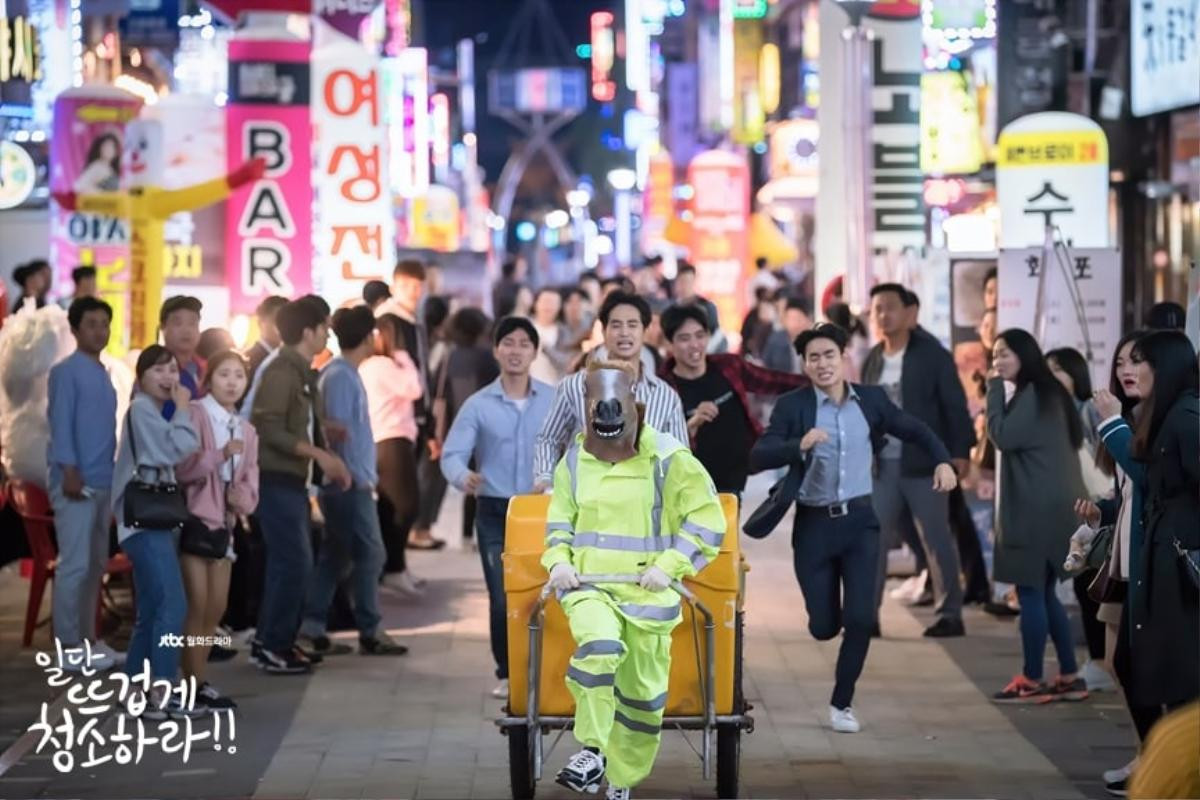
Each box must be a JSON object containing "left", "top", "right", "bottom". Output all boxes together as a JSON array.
[
  {"left": 203, "top": 1, "right": 312, "bottom": 24},
  {"left": 687, "top": 150, "right": 749, "bottom": 333},
  {"left": 867, "top": 0, "right": 921, "bottom": 19}
]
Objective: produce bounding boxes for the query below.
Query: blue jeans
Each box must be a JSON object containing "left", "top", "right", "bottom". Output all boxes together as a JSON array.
[
  {"left": 301, "top": 487, "right": 386, "bottom": 640},
  {"left": 257, "top": 481, "right": 313, "bottom": 653},
  {"left": 791, "top": 500, "right": 880, "bottom": 709},
  {"left": 475, "top": 496, "right": 509, "bottom": 679},
  {"left": 1015, "top": 563, "right": 1078, "bottom": 681},
  {"left": 122, "top": 530, "right": 186, "bottom": 681}
]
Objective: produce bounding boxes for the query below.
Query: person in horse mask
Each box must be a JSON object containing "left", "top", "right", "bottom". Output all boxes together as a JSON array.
[{"left": 543, "top": 358, "right": 727, "bottom": 800}]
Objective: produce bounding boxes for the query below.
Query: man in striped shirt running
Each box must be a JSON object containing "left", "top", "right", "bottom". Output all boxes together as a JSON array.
[{"left": 533, "top": 291, "right": 688, "bottom": 491}]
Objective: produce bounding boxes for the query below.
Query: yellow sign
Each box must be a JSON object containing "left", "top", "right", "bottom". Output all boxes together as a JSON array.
[
  {"left": 996, "top": 130, "right": 1109, "bottom": 168},
  {"left": 0, "top": 15, "right": 42, "bottom": 84},
  {"left": 920, "top": 72, "right": 984, "bottom": 175}
]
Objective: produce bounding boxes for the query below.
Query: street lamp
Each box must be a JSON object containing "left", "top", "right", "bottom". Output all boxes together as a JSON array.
[
  {"left": 608, "top": 168, "right": 638, "bottom": 268},
  {"left": 835, "top": 0, "right": 875, "bottom": 316}
]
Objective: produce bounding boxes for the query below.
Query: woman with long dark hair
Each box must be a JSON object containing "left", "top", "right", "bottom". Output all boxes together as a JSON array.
[
  {"left": 360, "top": 314, "right": 425, "bottom": 595},
  {"left": 987, "top": 329, "right": 1087, "bottom": 703},
  {"left": 1076, "top": 330, "right": 1149, "bottom": 792},
  {"left": 1118, "top": 330, "right": 1199, "bottom": 744}
]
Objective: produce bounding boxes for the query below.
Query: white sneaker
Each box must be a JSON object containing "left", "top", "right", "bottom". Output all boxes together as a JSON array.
[
  {"left": 556, "top": 749, "right": 606, "bottom": 794},
  {"left": 606, "top": 787, "right": 631, "bottom": 800},
  {"left": 491, "top": 679, "right": 509, "bottom": 699},
  {"left": 1080, "top": 659, "right": 1116, "bottom": 692},
  {"left": 90, "top": 640, "right": 126, "bottom": 667},
  {"left": 889, "top": 572, "right": 926, "bottom": 602},
  {"left": 830, "top": 705, "right": 861, "bottom": 733},
  {"left": 1103, "top": 759, "right": 1136, "bottom": 785},
  {"left": 381, "top": 571, "right": 425, "bottom": 597}
]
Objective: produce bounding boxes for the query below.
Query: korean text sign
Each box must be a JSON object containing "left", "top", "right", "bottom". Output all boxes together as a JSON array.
[
  {"left": 225, "top": 39, "right": 313, "bottom": 314},
  {"left": 312, "top": 30, "right": 396, "bottom": 304},
  {"left": 688, "top": 150, "right": 749, "bottom": 333}
]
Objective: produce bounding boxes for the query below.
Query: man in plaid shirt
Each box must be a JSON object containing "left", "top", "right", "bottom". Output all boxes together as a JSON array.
[{"left": 659, "top": 304, "right": 808, "bottom": 498}]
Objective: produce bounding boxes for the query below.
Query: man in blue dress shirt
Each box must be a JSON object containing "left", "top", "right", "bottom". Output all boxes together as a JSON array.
[
  {"left": 47, "top": 297, "right": 122, "bottom": 670},
  {"left": 441, "top": 316, "right": 554, "bottom": 699},
  {"left": 750, "top": 323, "right": 957, "bottom": 734}
]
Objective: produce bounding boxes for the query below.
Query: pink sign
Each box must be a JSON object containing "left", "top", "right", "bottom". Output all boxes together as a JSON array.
[
  {"left": 49, "top": 87, "right": 143, "bottom": 352},
  {"left": 225, "top": 39, "right": 313, "bottom": 313}
]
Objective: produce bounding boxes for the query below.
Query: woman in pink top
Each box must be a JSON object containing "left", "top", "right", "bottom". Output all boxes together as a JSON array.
[
  {"left": 360, "top": 315, "right": 425, "bottom": 596},
  {"left": 175, "top": 350, "right": 259, "bottom": 711}
]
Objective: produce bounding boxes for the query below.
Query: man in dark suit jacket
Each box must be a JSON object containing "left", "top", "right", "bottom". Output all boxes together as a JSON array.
[
  {"left": 862, "top": 284, "right": 976, "bottom": 637},
  {"left": 749, "top": 323, "right": 957, "bottom": 735},
  {"left": 245, "top": 295, "right": 287, "bottom": 384}
]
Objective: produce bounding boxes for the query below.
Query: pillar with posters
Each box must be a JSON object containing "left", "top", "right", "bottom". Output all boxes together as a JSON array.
[
  {"left": 49, "top": 87, "right": 142, "bottom": 354},
  {"left": 224, "top": 19, "right": 314, "bottom": 314},
  {"left": 688, "top": 149, "right": 749, "bottom": 334},
  {"left": 312, "top": 18, "right": 396, "bottom": 305}
]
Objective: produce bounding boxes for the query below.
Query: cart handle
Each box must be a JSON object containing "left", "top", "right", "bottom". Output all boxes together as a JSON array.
[{"left": 526, "top": 572, "right": 718, "bottom": 780}]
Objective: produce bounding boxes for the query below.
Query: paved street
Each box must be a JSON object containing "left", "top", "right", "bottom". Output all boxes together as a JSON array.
[{"left": 0, "top": 476, "right": 1136, "bottom": 799}]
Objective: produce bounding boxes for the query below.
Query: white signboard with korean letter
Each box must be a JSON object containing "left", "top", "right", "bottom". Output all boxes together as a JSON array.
[
  {"left": 1131, "top": 0, "right": 1200, "bottom": 117},
  {"left": 996, "top": 112, "right": 1110, "bottom": 249}
]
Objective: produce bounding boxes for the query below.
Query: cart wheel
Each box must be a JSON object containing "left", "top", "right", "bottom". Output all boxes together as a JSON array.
[
  {"left": 716, "top": 725, "right": 740, "bottom": 799},
  {"left": 507, "top": 724, "right": 536, "bottom": 800}
]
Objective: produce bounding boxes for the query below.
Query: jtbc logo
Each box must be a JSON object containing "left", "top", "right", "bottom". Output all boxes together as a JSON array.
[{"left": 157, "top": 633, "right": 186, "bottom": 647}]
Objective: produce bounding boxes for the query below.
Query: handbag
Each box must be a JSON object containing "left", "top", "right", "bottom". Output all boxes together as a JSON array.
[
  {"left": 1087, "top": 557, "right": 1127, "bottom": 604},
  {"left": 122, "top": 411, "right": 189, "bottom": 531},
  {"left": 1084, "top": 524, "right": 1114, "bottom": 571},
  {"left": 743, "top": 464, "right": 803, "bottom": 540},
  {"left": 1175, "top": 538, "right": 1200, "bottom": 590},
  {"left": 179, "top": 436, "right": 236, "bottom": 560}
]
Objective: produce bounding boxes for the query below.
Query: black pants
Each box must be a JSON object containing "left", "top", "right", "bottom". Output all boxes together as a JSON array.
[
  {"left": 1073, "top": 569, "right": 1107, "bottom": 661},
  {"left": 414, "top": 448, "right": 447, "bottom": 530},
  {"left": 949, "top": 487, "right": 990, "bottom": 601},
  {"left": 1112, "top": 599, "right": 1184, "bottom": 742},
  {"left": 792, "top": 499, "right": 880, "bottom": 709},
  {"left": 376, "top": 438, "right": 418, "bottom": 574}
]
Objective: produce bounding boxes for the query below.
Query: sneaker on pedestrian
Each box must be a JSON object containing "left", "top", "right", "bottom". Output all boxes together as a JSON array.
[
  {"left": 556, "top": 748, "right": 606, "bottom": 793},
  {"left": 992, "top": 675, "right": 1051, "bottom": 704},
  {"left": 196, "top": 681, "right": 238, "bottom": 711},
  {"left": 606, "top": 786, "right": 631, "bottom": 800},
  {"left": 829, "top": 705, "right": 861, "bottom": 733},
  {"left": 889, "top": 572, "right": 925, "bottom": 602},
  {"left": 301, "top": 634, "right": 353, "bottom": 656},
  {"left": 1102, "top": 759, "right": 1136, "bottom": 786},
  {"left": 492, "top": 679, "right": 510, "bottom": 699},
  {"left": 360, "top": 631, "right": 409, "bottom": 655},
  {"left": 381, "top": 570, "right": 425, "bottom": 597},
  {"left": 293, "top": 644, "right": 323, "bottom": 665},
  {"left": 1049, "top": 675, "right": 1090, "bottom": 702},
  {"left": 1080, "top": 659, "right": 1116, "bottom": 692},
  {"left": 142, "top": 692, "right": 202, "bottom": 720},
  {"left": 248, "top": 639, "right": 264, "bottom": 667},
  {"left": 258, "top": 647, "right": 312, "bottom": 675},
  {"left": 923, "top": 618, "right": 965, "bottom": 638},
  {"left": 208, "top": 643, "right": 238, "bottom": 663},
  {"left": 90, "top": 640, "right": 126, "bottom": 668},
  {"left": 982, "top": 601, "right": 1020, "bottom": 617},
  {"left": 1105, "top": 777, "right": 1128, "bottom": 797}
]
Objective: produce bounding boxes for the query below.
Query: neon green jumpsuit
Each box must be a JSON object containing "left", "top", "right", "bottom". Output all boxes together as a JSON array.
[{"left": 541, "top": 424, "right": 727, "bottom": 789}]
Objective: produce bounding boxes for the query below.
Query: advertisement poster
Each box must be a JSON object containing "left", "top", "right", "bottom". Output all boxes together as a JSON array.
[
  {"left": 998, "top": 246, "right": 1122, "bottom": 386},
  {"left": 225, "top": 37, "right": 313, "bottom": 314},
  {"left": 688, "top": 149, "right": 749, "bottom": 333},
  {"left": 49, "top": 87, "right": 143, "bottom": 353},
  {"left": 312, "top": 22, "right": 396, "bottom": 306},
  {"left": 816, "top": 0, "right": 924, "bottom": 313},
  {"left": 996, "top": 111, "right": 1109, "bottom": 249},
  {"left": 1130, "top": 0, "right": 1200, "bottom": 117}
]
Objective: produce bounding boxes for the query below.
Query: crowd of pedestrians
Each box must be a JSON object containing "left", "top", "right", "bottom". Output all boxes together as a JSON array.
[{"left": 6, "top": 253, "right": 1196, "bottom": 796}]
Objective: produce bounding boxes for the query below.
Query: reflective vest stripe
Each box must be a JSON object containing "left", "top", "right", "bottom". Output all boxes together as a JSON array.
[
  {"left": 615, "top": 687, "right": 668, "bottom": 712},
  {"left": 682, "top": 519, "right": 724, "bottom": 548},
  {"left": 572, "top": 531, "right": 674, "bottom": 553},
  {"left": 566, "top": 665, "right": 614, "bottom": 687},
  {"left": 573, "top": 639, "right": 626, "bottom": 659},
  {"left": 614, "top": 710, "right": 661, "bottom": 735},
  {"left": 547, "top": 521, "right": 573, "bottom": 533},
  {"left": 618, "top": 602, "right": 680, "bottom": 621},
  {"left": 565, "top": 441, "right": 581, "bottom": 494},
  {"left": 651, "top": 452, "right": 673, "bottom": 541}
]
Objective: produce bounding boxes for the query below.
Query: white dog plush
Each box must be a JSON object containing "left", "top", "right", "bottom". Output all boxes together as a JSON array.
[{"left": 1064, "top": 524, "right": 1099, "bottom": 574}]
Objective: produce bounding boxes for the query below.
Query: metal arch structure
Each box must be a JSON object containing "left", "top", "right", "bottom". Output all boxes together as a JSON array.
[{"left": 489, "top": 0, "right": 582, "bottom": 227}]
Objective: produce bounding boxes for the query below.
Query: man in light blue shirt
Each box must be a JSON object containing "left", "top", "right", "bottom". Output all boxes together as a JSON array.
[
  {"left": 300, "top": 306, "right": 407, "bottom": 658},
  {"left": 46, "top": 297, "right": 122, "bottom": 670},
  {"left": 795, "top": 384, "right": 874, "bottom": 506},
  {"left": 442, "top": 316, "right": 554, "bottom": 698}
]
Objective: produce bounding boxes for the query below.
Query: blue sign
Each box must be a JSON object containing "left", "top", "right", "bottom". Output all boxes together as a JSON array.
[{"left": 119, "top": 0, "right": 181, "bottom": 49}]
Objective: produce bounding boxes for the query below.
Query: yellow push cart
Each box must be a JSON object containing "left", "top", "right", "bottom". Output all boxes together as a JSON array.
[{"left": 497, "top": 494, "right": 753, "bottom": 799}]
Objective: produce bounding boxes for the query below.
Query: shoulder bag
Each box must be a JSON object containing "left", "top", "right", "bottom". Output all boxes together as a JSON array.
[
  {"left": 122, "top": 411, "right": 189, "bottom": 531},
  {"left": 180, "top": 440, "right": 235, "bottom": 560}
]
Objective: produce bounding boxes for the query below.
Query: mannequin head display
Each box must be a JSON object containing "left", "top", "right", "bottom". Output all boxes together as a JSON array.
[
  {"left": 122, "top": 119, "right": 164, "bottom": 189},
  {"left": 583, "top": 359, "right": 643, "bottom": 463}
]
